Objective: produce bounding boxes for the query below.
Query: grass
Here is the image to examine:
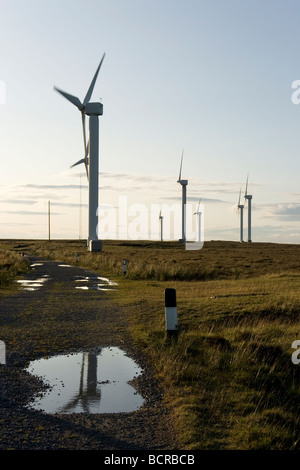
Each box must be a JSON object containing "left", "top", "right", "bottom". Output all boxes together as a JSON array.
[
  {"left": 0, "top": 247, "right": 30, "bottom": 293},
  {"left": 1, "top": 238, "right": 300, "bottom": 449}
]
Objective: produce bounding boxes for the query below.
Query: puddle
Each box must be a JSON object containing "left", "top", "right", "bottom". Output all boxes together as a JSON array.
[
  {"left": 58, "top": 264, "right": 72, "bottom": 268},
  {"left": 16, "top": 276, "right": 49, "bottom": 291},
  {"left": 75, "top": 276, "right": 118, "bottom": 292},
  {"left": 25, "top": 347, "right": 144, "bottom": 414}
]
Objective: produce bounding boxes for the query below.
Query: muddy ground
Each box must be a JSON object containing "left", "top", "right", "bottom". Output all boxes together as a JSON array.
[{"left": 0, "top": 255, "right": 179, "bottom": 451}]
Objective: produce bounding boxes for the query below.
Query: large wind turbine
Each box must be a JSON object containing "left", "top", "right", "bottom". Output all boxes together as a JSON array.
[
  {"left": 54, "top": 54, "right": 105, "bottom": 252},
  {"left": 237, "top": 188, "right": 244, "bottom": 243},
  {"left": 177, "top": 150, "right": 188, "bottom": 243},
  {"left": 244, "top": 174, "right": 252, "bottom": 243},
  {"left": 194, "top": 198, "right": 202, "bottom": 243}
]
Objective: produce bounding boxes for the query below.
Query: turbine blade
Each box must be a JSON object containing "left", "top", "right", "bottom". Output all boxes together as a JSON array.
[
  {"left": 82, "top": 112, "right": 87, "bottom": 153},
  {"left": 197, "top": 197, "right": 201, "bottom": 211},
  {"left": 80, "top": 113, "right": 89, "bottom": 178},
  {"left": 71, "top": 156, "right": 88, "bottom": 179},
  {"left": 70, "top": 158, "right": 86, "bottom": 168},
  {"left": 84, "top": 157, "right": 88, "bottom": 178},
  {"left": 83, "top": 53, "right": 106, "bottom": 105},
  {"left": 238, "top": 188, "right": 241, "bottom": 206},
  {"left": 244, "top": 174, "right": 249, "bottom": 197},
  {"left": 178, "top": 149, "right": 184, "bottom": 181},
  {"left": 54, "top": 86, "right": 83, "bottom": 109},
  {"left": 85, "top": 139, "right": 89, "bottom": 179}
]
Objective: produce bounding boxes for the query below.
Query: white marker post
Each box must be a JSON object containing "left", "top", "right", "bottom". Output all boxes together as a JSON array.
[
  {"left": 0, "top": 341, "right": 6, "bottom": 365},
  {"left": 165, "top": 288, "right": 178, "bottom": 337}
]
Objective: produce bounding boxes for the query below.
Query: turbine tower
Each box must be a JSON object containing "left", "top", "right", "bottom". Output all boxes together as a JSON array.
[
  {"left": 194, "top": 198, "right": 202, "bottom": 243},
  {"left": 244, "top": 174, "right": 252, "bottom": 243},
  {"left": 237, "top": 188, "right": 244, "bottom": 243},
  {"left": 159, "top": 209, "right": 164, "bottom": 241},
  {"left": 177, "top": 150, "right": 188, "bottom": 243},
  {"left": 54, "top": 54, "right": 105, "bottom": 252}
]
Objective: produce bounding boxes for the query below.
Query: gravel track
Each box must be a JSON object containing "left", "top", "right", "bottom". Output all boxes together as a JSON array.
[{"left": 0, "top": 256, "right": 178, "bottom": 451}]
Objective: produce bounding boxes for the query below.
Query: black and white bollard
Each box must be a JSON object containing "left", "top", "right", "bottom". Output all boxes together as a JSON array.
[
  {"left": 165, "top": 288, "right": 178, "bottom": 337},
  {"left": 123, "top": 259, "right": 127, "bottom": 275}
]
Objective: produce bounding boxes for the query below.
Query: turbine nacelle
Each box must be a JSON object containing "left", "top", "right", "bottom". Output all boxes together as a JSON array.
[
  {"left": 178, "top": 179, "right": 188, "bottom": 185},
  {"left": 85, "top": 102, "right": 103, "bottom": 116}
]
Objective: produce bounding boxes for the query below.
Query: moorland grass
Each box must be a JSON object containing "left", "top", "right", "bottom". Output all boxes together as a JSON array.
[
  {"left": 0, "top": 247, "right": 30, "bottom": 293},
  {"left": 1, "top": 238, "right": 300, "bottom": 449}
]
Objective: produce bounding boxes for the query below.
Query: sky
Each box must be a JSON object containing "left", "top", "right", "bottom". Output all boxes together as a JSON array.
[{"left": 1, "top": 0, "right": 300, "bottom": 244}]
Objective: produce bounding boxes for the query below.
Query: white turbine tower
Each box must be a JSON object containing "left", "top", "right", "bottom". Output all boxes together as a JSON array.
[
  {"left": 194, "top": 198, "right": 202, "bottom": 243},
  {"left": 244, "top": 174, "right": 252, "bottom": 243},
  {"left": 159, "top": 209, "right": 164, "bottom": 241},
  {"left": 54, "top": 53, "right": 105, "bottom": 252},
  {"left": 177, "top": 150, "right": 188, "bottom": 243},
  {"left": 237, "top": 188, "right": 244, "bottom": 243}
]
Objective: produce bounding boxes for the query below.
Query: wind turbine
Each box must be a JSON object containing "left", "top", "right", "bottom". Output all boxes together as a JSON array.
[
  {"left": 237, "top": 188, "right": 244, "bottom": 243},
  {"left": 177, "top": 150, "right": 188, "bottom": 243},
  {"left": 194, "top": 198, "right": 202, "bottom": 243},
  {"left": 244, "top": 174, "right": 252, "bottom": 243},
  {"left": 54, "top": 53, "right": 105, "bottom": 252},
  {"left": 159, "top": 209, "right": 164, "bottom": 241}
]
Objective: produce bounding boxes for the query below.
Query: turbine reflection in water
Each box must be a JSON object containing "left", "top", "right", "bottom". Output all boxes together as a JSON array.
[{"left": 26, "top": 347, "right": 144, "bottom": 414}]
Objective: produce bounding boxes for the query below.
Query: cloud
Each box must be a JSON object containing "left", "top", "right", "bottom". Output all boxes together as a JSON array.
[
  {"left": 1, "top": 210, "right": 63, "bottom": 216},
  {"left": 20, "top": 183, "right": 87, "bottom": 190},
  {"left": 164, "top": 196, "right": 227, "bottom": 204},
  {"left": 3, "top": 199, "right": 38, "bottom": 205},
  {"left": 257, "top": 203, "right": 300, "bottom": 221},
  {"left": 51, "top": 201, "right": 88, "bottom": 208}
]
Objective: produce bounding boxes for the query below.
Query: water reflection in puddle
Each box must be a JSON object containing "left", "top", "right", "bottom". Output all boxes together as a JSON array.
[
  {"left": 75, "top": 276, "right": 118, "bottom": 292},
  {"left": 26, "top": 347, "right": 144, "bottom": 414}
]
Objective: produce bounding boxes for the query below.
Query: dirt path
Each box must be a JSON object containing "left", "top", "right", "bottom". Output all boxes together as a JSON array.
[{"left": 0, "top": 255, "right": 178, "bottom": 450}]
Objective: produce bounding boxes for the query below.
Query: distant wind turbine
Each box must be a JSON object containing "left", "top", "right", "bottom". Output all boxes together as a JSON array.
[
  {"left": 54, "top": 54, "right": 105, "bottom": 252},
  {"left": 237, "top": 188, "right": 244, "bottom": 243},
  {"left": 194, "top": 198, "right": 202, "bottom": 243},
  {"left": 244, "top": 174, "right": 252, "bottom": 243},
  {"left": 177, "top": 150, "right": 188, "bottom": 243},
  {"left": 159, "top": 209, "right": 164, "bottom": 241}
]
